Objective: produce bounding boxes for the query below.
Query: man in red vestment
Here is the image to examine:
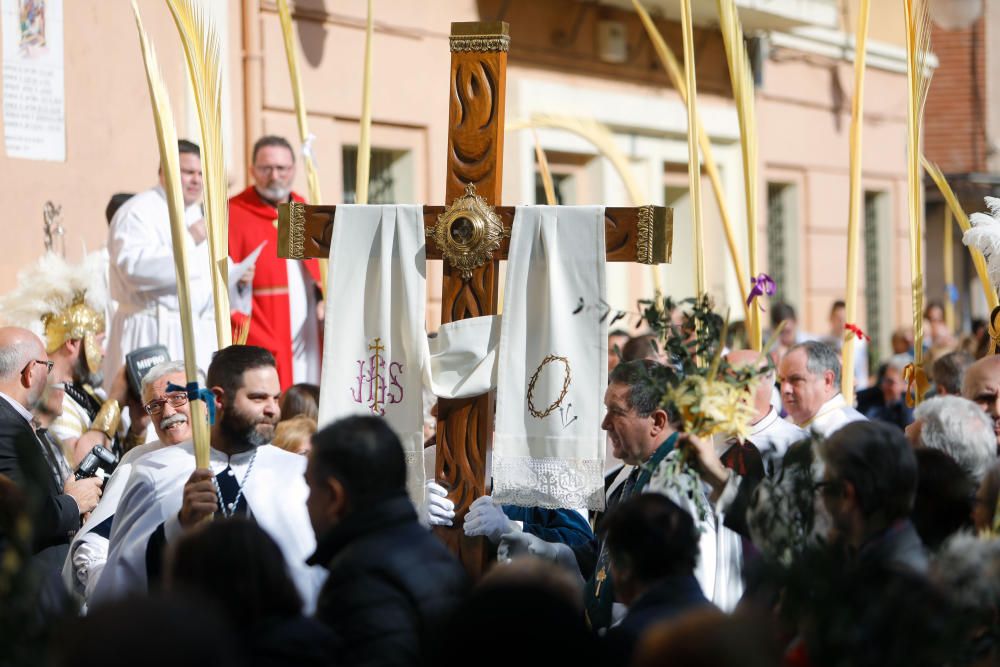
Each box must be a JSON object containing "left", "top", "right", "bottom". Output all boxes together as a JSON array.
[{"left": 229, "top": 136, "right": 322, "bottom": 389}]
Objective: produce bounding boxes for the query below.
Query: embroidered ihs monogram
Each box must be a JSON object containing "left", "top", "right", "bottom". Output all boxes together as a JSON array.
[{"left": 351, "top": 337, "right": 404, "bottom": 415}]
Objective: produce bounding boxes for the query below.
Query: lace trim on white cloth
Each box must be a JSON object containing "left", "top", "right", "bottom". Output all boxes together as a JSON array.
[
  {"left": 490, "top": 454, "right": 606, "bottom": 511},
  {"left": 404, "top": 450, "right": 426, "bottom": 509}
]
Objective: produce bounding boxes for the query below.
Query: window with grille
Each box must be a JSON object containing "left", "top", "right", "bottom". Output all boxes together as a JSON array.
[
  {"left": 864, "top": 191, "right": 885, "bottom": 370},
  {"left": 767, "top": 183, "right": 790, "bottom": 304},
  {"left": 342, "top": 146, "right": 410, "bottom": 204}
]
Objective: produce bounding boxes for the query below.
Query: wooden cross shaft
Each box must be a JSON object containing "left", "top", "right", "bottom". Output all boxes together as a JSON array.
[{"left": 277, "top": 21, "right": 672, "bottom": 579}]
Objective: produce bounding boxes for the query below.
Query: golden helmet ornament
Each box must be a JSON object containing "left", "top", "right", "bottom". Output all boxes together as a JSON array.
[{"left": 0, "top": 253, "right": 108, "bottom": 373}]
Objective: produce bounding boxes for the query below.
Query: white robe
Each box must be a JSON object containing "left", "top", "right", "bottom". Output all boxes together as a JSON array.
[
  {"left": 104, "top": 186, "right": 217, "bottom": 388},
  {"left": 796, "top": 394, "right": 867, "bottom": 439},
  {"left": 748, "top": 407, "right": 808, "bottom": 476},
  {"left": 62, "top": 440, "right": 166, "bottom": 600},
  {"left": 646, "top": 450, "right": 744, "bottom": 612},
  {"left": 89, "top": 442, "right": 326, "bottom": 612}
]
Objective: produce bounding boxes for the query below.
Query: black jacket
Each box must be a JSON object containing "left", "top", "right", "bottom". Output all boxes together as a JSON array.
[
  {"left": 308, "top": 493, "right": 468, "bottom": 667},
  {"left": 0, "top": 397, "right": 79, "bottom": 551},
  {"left": 604, "top": 574, "right": 713, "bottom": 665}
]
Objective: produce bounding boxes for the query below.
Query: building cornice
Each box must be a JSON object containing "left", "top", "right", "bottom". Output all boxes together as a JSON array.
[{"left": 769, "top": 26, "right": 939, "bottom": 75}]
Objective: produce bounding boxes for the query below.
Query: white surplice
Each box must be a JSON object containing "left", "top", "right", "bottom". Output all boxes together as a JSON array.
[
  {"left": 492, "top": 206, "right": 608, "bottom": 511},
  {"left": 288, "top": 260, "right": 321, "bottom": 384},
  {"left": 797, "top": 393, "right": 867, "bottom": 439},
  {"left": 104, "top": 186, "right": 217, "bottom": 388},
  {"left": 647, "top": 451, "right": 745, "bottom": 612},
  {"left": 62, "top": 440, "right": 166, "bottom": 600},
  {"left": 90, "top": 442, "right": 325, "bottom": 612}
]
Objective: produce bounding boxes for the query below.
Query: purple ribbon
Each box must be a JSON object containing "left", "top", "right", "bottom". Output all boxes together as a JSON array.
[{"left": 746, "top": 273, "right": 777, "bottom": 309}]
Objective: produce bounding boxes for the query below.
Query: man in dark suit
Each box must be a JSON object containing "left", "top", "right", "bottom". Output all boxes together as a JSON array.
[{"left": 0, "top": 327, "right": 101, "bottom": 552}]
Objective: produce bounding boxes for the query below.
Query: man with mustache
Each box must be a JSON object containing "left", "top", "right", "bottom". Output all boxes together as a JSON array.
[
  {"left": 90, "top": 346, "right": 325, "bottom": 610},
  {"left": 63, "top": 360, "right": 192, "bottom": 600},
  {"left": 962, "top": 355, "right": 1000, "bottom": 453},
  {"left": 229, "top": 135, "right": 323, "bottom": 389}
]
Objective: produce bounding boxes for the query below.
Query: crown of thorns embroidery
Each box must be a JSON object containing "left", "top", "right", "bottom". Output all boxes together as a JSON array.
[{"left": 526, "top": 355, "right": 572, "bottom": 419}]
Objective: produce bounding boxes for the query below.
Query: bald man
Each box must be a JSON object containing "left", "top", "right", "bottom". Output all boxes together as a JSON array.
[
  {"left": 683, "top": 351, "right": 807, "bottom": 543},
  {"left": 727, "top": 350, "right": 807, "bottom": 475},
  {"left": 962, "top": 355, "right": 1000, "bottom": 451},
  {"left": 0, "top": 327, "right": 102, "bottom": 552}
]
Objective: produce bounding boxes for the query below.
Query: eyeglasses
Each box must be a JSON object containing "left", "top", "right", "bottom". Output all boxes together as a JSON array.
[
  {"left": 22, "top": 359, "right": 54, "bottom": 375},
  {"left": 253, "top": 164, "right": 293, "bottom": 175},
  {"left": 144, "top": 392, "right": 189, "bottom": 415}
]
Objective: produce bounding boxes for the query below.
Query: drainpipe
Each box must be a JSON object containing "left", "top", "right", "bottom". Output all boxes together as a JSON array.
[{"left": 242, "top": 0, "right": 262, "bottom": 175}]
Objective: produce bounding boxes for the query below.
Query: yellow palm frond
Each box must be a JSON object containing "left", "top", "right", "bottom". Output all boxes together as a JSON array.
[
  {"left": 632, "top": 0, "right": 751, "bottom": 325},
  {"left": 904, "top": 0, "right": 933, "bottom": 404},
  {"left": 716, "top": 0, "right": 759, "bottom": 347},
  {"left": 165, "top": 0, "right": 231, "bottom": 348},
  {"left": 680, "top": 0, "right": 706, "bottom": 298},
  {"left": 841, "top": 0, "right": 870, "bottom": 405},
  {"left": 922, "top": 156, "right": 998, "bottom": 311},
  {"left": 131, "top": 0, "right": 211, "bottom": 469}
]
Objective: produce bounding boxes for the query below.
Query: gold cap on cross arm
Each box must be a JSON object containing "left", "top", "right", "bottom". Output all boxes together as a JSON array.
[{"left": 449, "top": 21, "right": 510, "bottom": 52}]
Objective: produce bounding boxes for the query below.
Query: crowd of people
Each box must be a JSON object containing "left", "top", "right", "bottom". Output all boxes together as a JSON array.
[{"left": 4, "top": 137, "right": 1000, "bottom": 667}]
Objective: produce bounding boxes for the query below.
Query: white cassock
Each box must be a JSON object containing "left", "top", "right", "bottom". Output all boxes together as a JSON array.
[
  {"left": 797, "top": 394, "right": 867, "bottom": 439},
  {"left": 89, "top": 442, "right": 326, "bottom": 612},
  {"left": 288, "top": 260, "right": 321, "bottom": 384},
  {"left": 104, "top": 186, "right": 217, "bottom": 389},
  {"left": 747, "top": 407, "right": 807, "bottom": 477},
  {"left": 647, "top": 450, "right": 744, "bottom": 612},
  {"left": 62, "top": 440, "right": 166, "bottom": 600}
]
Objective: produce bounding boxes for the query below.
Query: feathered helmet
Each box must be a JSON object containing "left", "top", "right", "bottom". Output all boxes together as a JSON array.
[
  {"left": 0, "top": 252, "right": 108, "bottom": 373},
  {"left": 965, "top": 197, "right": 1000, "bottom": 290}
]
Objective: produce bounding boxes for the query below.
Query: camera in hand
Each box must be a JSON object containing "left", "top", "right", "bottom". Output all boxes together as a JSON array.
[{"left": 75, "top": 445, "right": 117, "bottom": 480}]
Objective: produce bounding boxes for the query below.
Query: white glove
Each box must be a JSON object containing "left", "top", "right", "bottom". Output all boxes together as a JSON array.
[
  {"left": 498, "top": 532, "right": 585, "bottom": 586},
  {"left": 463, "top": 495, "right": 517, "bottom": 543},
  {"left": 425, "top": 481, "right": 455, "bottom": 527}
]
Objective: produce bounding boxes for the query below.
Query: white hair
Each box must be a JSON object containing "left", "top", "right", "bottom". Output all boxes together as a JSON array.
[
  {"left": 140, "top": 360, "right": 188, "bottom": 400},
  {"left": 914, "top": 395, "right": 996, "bottom": 482},
  {"left": 933, "top": 533, "right": 1000, "bottom": 613}
]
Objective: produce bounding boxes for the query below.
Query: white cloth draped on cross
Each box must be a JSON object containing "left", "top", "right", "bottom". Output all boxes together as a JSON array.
[
  {"left": 491, "top": 206, "right": 608, "bottom": 511},
  {"left": 317, "top": 205, "right": 609, "bottom": 511},
  {"left": 317, "top": 205, "right": 429, "bottom": 504}
]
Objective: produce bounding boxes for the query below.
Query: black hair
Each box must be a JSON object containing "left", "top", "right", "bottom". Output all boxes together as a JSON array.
[
  {"left": 105, "top": 193, "right": 133, "bottom": 225},
  {"left": 608, "top": 359, "right": 677, "bottom": 418},
  {"left": 819, "top": 421, "right": 918, "bottom": 522},
  {"left": 206, "top": 345, "right": 276, "bottom": 397},
  {"left": 602, "top": 494, "right": 699, "bottom": 583},
  {"left": 177, "top": 139, "right": 201, "bottom": 157},
  {"left": 771, "top": 301, "right": 797, "bottom": 330},
  {"left": 166, "top": 518, "right": 302, "bottom": 629},
  {"left": 311, "top": 416, "right": 407, "bottom": 503},
  {"left": 912, "top": 448, "right": 974, "bottom": 550}
]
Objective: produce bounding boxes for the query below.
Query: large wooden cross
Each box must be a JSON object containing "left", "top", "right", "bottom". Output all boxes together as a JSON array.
[{"left": 277, "top": 21, "right": 672, "bottom": 578}]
